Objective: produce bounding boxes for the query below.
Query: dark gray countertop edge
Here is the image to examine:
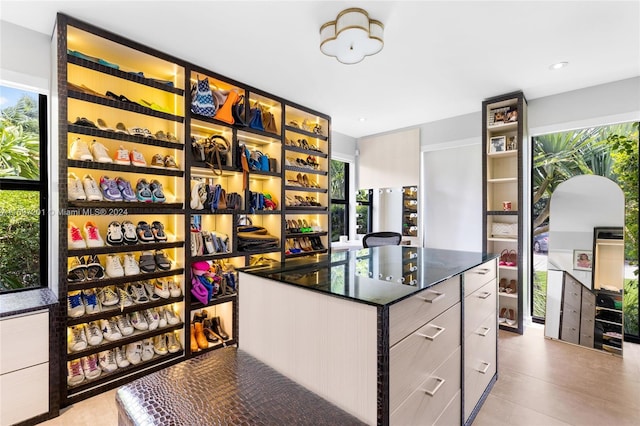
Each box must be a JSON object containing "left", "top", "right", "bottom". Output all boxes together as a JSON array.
[{"left": 0, "top": 288, "right": 58, "bottom": 318}]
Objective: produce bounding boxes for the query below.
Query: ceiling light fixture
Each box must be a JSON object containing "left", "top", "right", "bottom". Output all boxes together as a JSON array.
[
  {"left": 320, "top": 8, "right": 384, "bottom": 65},
  {"left": 359, "top": 117, "right": 367, "bottom": 122},
  {"left": 549, "top": 61, "right": 569, "bottom": 70}
]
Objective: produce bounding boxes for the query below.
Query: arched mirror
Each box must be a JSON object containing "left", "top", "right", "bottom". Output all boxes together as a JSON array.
[{"left": 544, "top": 175, "right": 625, "bottom": 355}]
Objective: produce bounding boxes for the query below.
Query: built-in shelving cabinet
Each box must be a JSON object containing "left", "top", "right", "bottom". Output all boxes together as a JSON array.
[
  {"left": 482, "top": 92, "right": 527, "bottom": 334},
  {"left": 56, "top": 13, "right": 330, "bottom": 405}
]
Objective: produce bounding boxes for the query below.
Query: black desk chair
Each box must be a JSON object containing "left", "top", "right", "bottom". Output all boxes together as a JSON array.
[{"left": 362, "top": 232, "right": 403, "bottom": 248}]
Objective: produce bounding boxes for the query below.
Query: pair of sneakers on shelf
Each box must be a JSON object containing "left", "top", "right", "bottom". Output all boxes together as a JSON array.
[
  {"left": 67, "top": 173, "right": 137, "bottom": 203},
  {"left": 70, "top": 138, "right": 112, "bottom": 163},
  {"left": 68, "top": 221, "right": 104, "bottom": 249},
  {"left": 113, "top": 145, "right": 148, "bottom": 167},
  {"left": 135, "top": 178, "right": 166, "bottom": 203},
  {"left": 135, "top": 221, "right": 168, "bottom": 243},
  {"left": 67, "top": 288, "right": 101, "bottom": 318},
  {"left": 98, "top": 175, "right": 137, "bottom": 202}
]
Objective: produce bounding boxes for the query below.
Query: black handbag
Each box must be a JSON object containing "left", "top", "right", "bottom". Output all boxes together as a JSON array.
[{"left": 232, "top": 95, "right": 247, "bottom": 127}]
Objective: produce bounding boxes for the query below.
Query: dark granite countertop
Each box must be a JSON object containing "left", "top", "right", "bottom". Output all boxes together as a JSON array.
[
  {"left": 240, "top": 246, "right": 496, "bottom": 307},
  {"left": 0, "top": 287, "right": 58, "bottom": 318}
]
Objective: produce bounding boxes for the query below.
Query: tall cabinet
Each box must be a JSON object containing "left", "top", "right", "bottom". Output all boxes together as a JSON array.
[
  {"left": 56, "top": 14, "right": 330, "bottom": 405},
  {"left": 482, "top": 92, "right": 527, "bottom": 334}
]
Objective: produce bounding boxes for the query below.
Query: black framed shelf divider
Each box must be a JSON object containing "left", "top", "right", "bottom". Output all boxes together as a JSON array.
[
  {"left": 482, "top": 91, "right": 527, "bottom": 334},
  {"left": 56, "top": 13, "right": 331, "bottom": 405}
]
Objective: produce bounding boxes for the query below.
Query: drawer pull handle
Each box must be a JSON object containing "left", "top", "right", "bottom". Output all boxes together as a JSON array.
[
  {"left": 477, "top": 362, "right": 491, "bottom": 374},
  {"left": 421, "top": 377, "right": 445, "bottom": 397},
  {"left": 418, "top": 290, "right": 445, "bottom": 304},
  {"left": 478, "top": 291, "right": 492, "bottom": 300},
  {"left": 416, "top": 325, "right": 445, "bottom": 341},
  {"left": 386, "top": 276, "right": 394, "bottom": 281},
  {"left": 476, "top": 326, "right": 491, "bottom": 337},
  {"left": 475, "top": 268, "right": 491, "bottom": 275}
]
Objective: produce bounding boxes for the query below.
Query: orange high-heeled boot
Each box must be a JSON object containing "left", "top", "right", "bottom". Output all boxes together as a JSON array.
[
  {"left": 194, "top": 321, "right": 209, "bottom": 350},
  {"left": 190, "top": 324, "right": 199, "bottom": 352}
]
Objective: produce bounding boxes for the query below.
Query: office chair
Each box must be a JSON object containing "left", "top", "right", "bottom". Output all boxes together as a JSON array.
[{"left": 362, "top": 232, "right": 403, "bottom": 248}]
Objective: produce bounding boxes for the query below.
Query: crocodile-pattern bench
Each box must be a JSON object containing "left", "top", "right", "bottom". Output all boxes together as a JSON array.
[{"left": 116, "top": 346, "right": 366, "bottom": 425}]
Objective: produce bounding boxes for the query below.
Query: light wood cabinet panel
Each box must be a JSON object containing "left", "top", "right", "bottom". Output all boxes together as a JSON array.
[
  {"left": 0, "top": 311, "right": 49, "bottom": 375},
  {"left": 464, "top": 280, "right": 497, "bottom": 338},
  {"left": 464, "top": 312, "right": 497, "bottom": 421},
  {"left": 464, "top": 259, "right": 497, "bottom": 297},
  {"left": 0, "top": 362, "right": 49, "bottom": 426}
]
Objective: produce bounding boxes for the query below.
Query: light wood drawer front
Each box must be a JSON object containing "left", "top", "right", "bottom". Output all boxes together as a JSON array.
[
  {"left": 433, "top": 391, "right": 461, "bottom": 426},
  {"left": 581, "top": 290, "right": 596, "bottom": 318},
  {"left": 561, "top": 304, "right": 581, "bottom": 329},
  {"left": 0, "top": 311, "right": 49, "bottom": 375},
  {"left": 464, "top": 313, "right": 497, "bottom": 421},
  {"left": 561, "top": 323, "right": 580, "bottom": 344},
  {"left": 464, "top": 280, "right": 497, "bottom": 338},
  {"left": 580, "top": 331, "right": 594, "bottom": 348},
  {"left": 563, "top": 278, "right": 582, "bottom": 310},
  {"left": 391, "top": 347, "right": 461, "bottom": 426},
  {"left": 390, "top": 303, "right": 461, "bottom": 412},
  {"left": 464, "top": 259, "right": 496, "bottom": 297},
  {"left": 0, "top": 362, "right": 49, "bottom": 426},
  {"left": 389, "top": 276, "right": 461, "bottom": 346}
]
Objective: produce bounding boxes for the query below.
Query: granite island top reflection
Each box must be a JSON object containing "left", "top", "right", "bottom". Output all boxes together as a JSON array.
[{"left": 240, "top": 246, "right": 497, "bottom": 306}]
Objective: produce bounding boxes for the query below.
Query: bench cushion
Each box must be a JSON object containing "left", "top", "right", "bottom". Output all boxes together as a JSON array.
[{"left": 116, "top": 347, "right": 365, "bottom": 425}]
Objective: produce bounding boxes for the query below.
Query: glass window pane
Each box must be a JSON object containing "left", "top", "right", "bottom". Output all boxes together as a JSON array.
[
  {"left": 330, "top": 160, "right": 346, "bottom": 200},
  {"left": 0, "top": 85, "right": 41, "bottom": 180},
  {"left": 0, "top": 190, "right": 41, "bottom": 291},
  {"left": 331, "top": 204, "right": 346, "bottom": 242},
  {"left": 356, "top": 189, "right": 370, "bottom": 203},
  {"left": 356, "top": 205, "right": 370, "bottom": 235}
]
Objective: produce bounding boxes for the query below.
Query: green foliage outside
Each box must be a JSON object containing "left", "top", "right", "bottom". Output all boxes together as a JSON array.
[
  {"left": 0, "top": 90, "right": 42, "bottom": 291},
  {"left": 0, "top": 191, "right": 41, "bottom": 290},
  {"left": 532, "top": 122, "right": 639, "bottom": 336}
]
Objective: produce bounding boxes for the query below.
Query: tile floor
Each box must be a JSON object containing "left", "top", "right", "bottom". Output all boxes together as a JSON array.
[{"left": 43, "top": 325, "right": 639, "bottom": 425}]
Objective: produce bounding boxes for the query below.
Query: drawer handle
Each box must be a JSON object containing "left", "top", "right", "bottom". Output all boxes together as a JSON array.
[
  {"left": 421, "top": 377, "right": 445, "bottom": 397},
  {"left": 416, "top": 325, "right": 445, "bottom": 341},
  {"left": 476, "top": 326, "right": 491, "bottom": 337},
  {"left": 475, "top": 268, "right": 491, "bottom": 275},
  {"left": 478, "top": 291, "right": 492, "bottom": 299},
  {"left": 418, "top": 290, "right": 445, "bottom": 304},
  {"left": 477, "top": 362, "right": 491, "bottom": 374},
  {"left": 385, "top": 276, "right": 394, "bottom": 281}
]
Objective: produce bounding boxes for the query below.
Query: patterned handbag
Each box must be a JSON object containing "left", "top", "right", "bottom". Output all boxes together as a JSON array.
[{"left": 190, "top": 75, "right": 216, "bottom": 117}]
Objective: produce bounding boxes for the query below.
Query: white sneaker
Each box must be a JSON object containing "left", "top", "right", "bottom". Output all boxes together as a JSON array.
[
  {"left": 143, "top": 280, "right": 160, "bottom": 301},
  {"left": 154, "top": 278, "right": 170, "bottom": 299},
  {"left": 70, "top": 138, "right": 93, "bottom": 161},
  {"left": 130, "top": 310, "right": 148, "bottom": 331},
  {"left": 166, "top": 332, "right": 181, "bottom": 353},
  {"left": 126, "top": 341, "right": 142, "bottom": 365},
  {"left": 98, "top": 349, "right": 118, "bottom": 373},
  {"left": 105, "top": 254, "right": 124, "bottom": 278},
  {"left": 156, "top": 307, "right": 167, "bottom": 328},
  {"left": 68, "top": 222, "right": 87, "bottom": 249},
  {"left": 82, "top": 174, "right": 103, "bottom": 201},
  {"left": 98, "top": 286, "right": 119, "bottom": 306},
  {"left": 168, "top": 279, "right": 182, "bottom": 298},
  {"left": 165, "top": 307, "right": 180, "bottom": 325},
  {"left": 130, "top": 149, "right": 147, "bottom": 167},
  {"left": 82, "top": 289, "right": 101, "bottom": 314},
  {"left": 84, "top": 221, "right": 105, "bottom": 247},
  {"left": 141, "top": 338, "right": 155, "bottom": 361},
  {"left": 114, "top": 145, "right": 130, "bottom": 165},
  {"left": 67, "top": 359, "right": 85, "bottom": 386},
  {"left": 128, "top": 282, "right": 149, "bottom": 304},
  {"left": 81, "top": 354, "right": 102, "bottom": 380},
  {"left": 67, "top": 325, "right": 88, "bottom": 352},
  {"left": 121, "top": 221, "right": 138, "bottom": 244},
  {"left": 144, "top": 308, "right": 160, "bottom": 331},
  {"left": 116, "top": 285, "right": 134, "bottom": 309},
  {"left": 115, "top": 314, "right": 134, "bottom": 336},
  {"left": 115, "top": 346, "right": 130, "bottom": 368},
  {"left": 153, "top": 334, "right": 168, "bottom": 355},
  {"left": 90, "top": 140, "right": 112, "bottom": 163},
  {"left": 106, "top": 221, "right": 124, "bottom": 246},
  {"left": 123, "top": 253, "right": 140, "bottom": 276},
  {"left": 85, "top": 321, "right": 104, "bottom": 346},
  {"left": 68, "top": 173, "right": 87, "bottom": 201},
  {"left": 67, "top": 290, "right": 85, "bottom": 318},
  {"left": 100, "top": 318, "right": 123, "bottom": 341}
]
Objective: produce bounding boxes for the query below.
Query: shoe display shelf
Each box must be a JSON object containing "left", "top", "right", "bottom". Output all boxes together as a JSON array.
[
  {"left": 401, "top": 186, "right": 418, "bottom": 237},
  {"left": 283, "top": 104, "right": 331, "bottom": 258},
  {"left": 58, "top": 15, "right": 188, "bottom": 404},
  {"left": 482, "top": 92, "right": 527, "bottom": 334}
]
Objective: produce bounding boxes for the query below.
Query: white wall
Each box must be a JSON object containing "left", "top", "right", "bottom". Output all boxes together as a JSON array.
[{"left": 0, "top": 20, "right": 50, "bottom": 90}]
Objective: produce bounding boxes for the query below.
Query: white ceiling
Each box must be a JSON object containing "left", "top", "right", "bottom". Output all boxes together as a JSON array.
[{"left": 1, "top": 0, "right": 639, "bottom": 138}]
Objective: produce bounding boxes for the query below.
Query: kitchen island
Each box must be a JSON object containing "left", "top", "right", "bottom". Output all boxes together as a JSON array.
[{"left": 239, "top": 246, "right": 498, "bottom": 425}]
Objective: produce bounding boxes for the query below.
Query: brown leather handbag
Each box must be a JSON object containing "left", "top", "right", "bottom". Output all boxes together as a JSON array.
[
  {"left": 263, "top": 109, "right": 278, "bottom": 134},
  {"left": 215, "top": 90, "right": 239, "bottom": 124}
]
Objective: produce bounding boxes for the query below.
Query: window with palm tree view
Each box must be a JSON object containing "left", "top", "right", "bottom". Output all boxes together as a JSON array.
[
  {"left": 330, "top": 159, "right": 348, "bottom": 242},
  {"left": 0, "top": 84, "right": 47, "bottom": 293},
  {"left": 532, "top": 122, "right": 639, "bottom": 340}
]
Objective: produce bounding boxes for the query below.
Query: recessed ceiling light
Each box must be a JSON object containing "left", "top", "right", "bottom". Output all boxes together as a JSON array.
[
  {"left": 359, "top": 117, "right": 366, "bottom": 122},
  {"left": 549, "top": 61, "right": 569, "bottom": 70}
]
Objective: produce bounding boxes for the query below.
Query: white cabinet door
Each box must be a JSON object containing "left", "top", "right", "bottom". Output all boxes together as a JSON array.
[{"left": 0, "top": 311, "right": 49, "bottom": 374}]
